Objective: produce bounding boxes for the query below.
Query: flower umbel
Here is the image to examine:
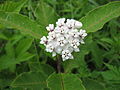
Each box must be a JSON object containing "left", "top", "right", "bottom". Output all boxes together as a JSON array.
[{"left": 40, "top": 18, "right": 87, "bottom": 61}]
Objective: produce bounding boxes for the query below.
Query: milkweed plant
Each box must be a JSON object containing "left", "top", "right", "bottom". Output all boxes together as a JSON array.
[
  {"left": 0, "top": 0, "right": 120, "bottom": 90},
  {"left": 40, "top": 18, "right": 87, "bottom": 61}
]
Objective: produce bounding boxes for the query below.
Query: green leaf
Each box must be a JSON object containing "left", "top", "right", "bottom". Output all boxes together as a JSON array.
[
  {"left": 47, "top": 73, "right": 85, "bottom": 90},
  {"left": 0, "top": 0, "right": 27, "bottom": 13},
  {"left": 10, "top": 34, "right": 23, "bottom": 45},
  {"left": 0, "top": 52, "right": 34, "bottom": 70},
  {"left": 29, "top": 62, "right": 55, "bottom": 76},
  {"left": 80, "top": 1, "right": 120, "bottom": 33},
  {"left": 0, "top": 55, "right": 14, "bottom": 70},
  {"left": 5, "top": 41, "right": 15, "bottom": 58},
  {"left": 82, "top": 78, "right": 105, "bottom": 90},
  {"left": 4, "top": 41, "right": 16, "bottom": 71},
  {"left": 0, "top": 11, "right": 47, "bottom": 39},
  {"left": 34, "top": 0, "right": 58, "bottom": 26},
  {"left": 16, "top": 52, "right": 35, "bottom": 62},
  {"left": 11, "top": 72, "right": 48, "bottom": 90},
  {"left": 15, "top": 38, "right": 33, "bottom": 56},
  {"left": 101, "top": 64, "right": 120, "bottom": 82}
]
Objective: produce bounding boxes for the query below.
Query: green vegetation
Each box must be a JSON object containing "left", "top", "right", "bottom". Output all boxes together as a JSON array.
[{"left": 0, "top": 0, "right": 120, "bottom": 90}]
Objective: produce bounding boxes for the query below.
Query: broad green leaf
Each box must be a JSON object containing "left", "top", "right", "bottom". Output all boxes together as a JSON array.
[
  {"left": 29, "top": 62, "right": 55, "bottom": 76},
  {"left": 15, "top": 38, "right": 33, "bottom": 56},
  {"left": 80, "top": 1, "right": 120, "bottom": 33},
  {"left": 102, "top": 70, "right": 120, "bottom": 82},
  {"left": 4, "top": 42, "right": 16, "bottom": 72},
  {"left": 0, "top": 52, "right": 34, "bottom": 70},
  {"left": 82, "top": 78, "right": 105, "bottom": 90},
  {"left": 10, "top": 34, "right": 23, "bottom": 45},
  {"left": 47, "top": 73, "right": 85, "bottom": 90},
  {"left": 101, "top": 64, "right": 120, "bottom": 82},
  {"left": 16, "top": 52, "right": 35, "bottom": 62},
  {"left": 0, "top": 11, "right": 47, "bottom": 39},
  {"left": 34, "top": 0, "right": 58, "bottom": 26},
  {"left": 11, "top": 72, "right": 48, "bottom": 90},
  {"left": 0, "top": 0, "right": 27, "bottom": 13},
  {"left": 5, "top": 41, "right": 15, "bottom": 58}
]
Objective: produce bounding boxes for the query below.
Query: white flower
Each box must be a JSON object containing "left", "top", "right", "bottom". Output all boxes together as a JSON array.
[
  {"left": 45, "top": 44, "right": 54, "bottom": 53},
  {"left": 56, "top": 18, "right": 65, "bottom": 26},
  {"left": 57, "top": 37, "right": 67, "bottom": 46},
  {"left": 46, "top": 24, "right": 54, "bottom": 32},
  {"left": 62, "top": 50, "right": 73, "bottom": 61},
  {"left": 74, "top": 48, "right": 80, "bottom": 52},
  {"left": 40, "top": 36, "right": 47, "bottom": 45},
  {"left": 47, "top": 31, "right": 56, "bottom": 41},
  {"left": 79, "top": 29, "right": 87, "bottom": 39},
  {"left": 40, "top": 18, "right": 87, "bottom": 61},
  {"left": 74, "top": 21, "right": 82, "bottom": 28},
  {"left": 66, "top": 19, "right": 75, "bottom": 29},
  {"left": 55, "top": 26, "right": 65, "bottom": 34},
  {"left": 70, "top": 39, "right": 80, "bottom": 49},
  {"left": 69, "top": 29, "right": 79, "bottom": 38},
  {"left": 79, "top": 39, "right": 85, "bottom": 44}
]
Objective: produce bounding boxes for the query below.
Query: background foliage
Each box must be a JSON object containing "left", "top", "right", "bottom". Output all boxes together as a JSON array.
[{"left": 0, "top": 0, "right": 120, "bottom": 90}]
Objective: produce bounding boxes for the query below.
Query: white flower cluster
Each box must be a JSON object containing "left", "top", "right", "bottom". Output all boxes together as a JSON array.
[{"left": 40, "top": 18, "right": 87, "bottom": 61}]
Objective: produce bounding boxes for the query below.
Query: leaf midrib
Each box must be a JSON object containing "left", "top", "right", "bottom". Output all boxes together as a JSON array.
[
  {"left": 0, "top": 16, "right": 41, "bottom": 38},
  {"left": 86, "top": 6, "right": 120, "bottom": 30},
  {"left": 60, "top": 74, "right": 65, "bottom": 90}
]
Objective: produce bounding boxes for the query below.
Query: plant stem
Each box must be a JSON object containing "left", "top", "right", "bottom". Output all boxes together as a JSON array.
[{"left": 57, "top": 55, "right": 61, "bottom": 73}]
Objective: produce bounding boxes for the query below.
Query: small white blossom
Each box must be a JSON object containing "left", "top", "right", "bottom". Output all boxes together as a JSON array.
[
  {"left": 46, "top": 24, "right": 54, "bottom": 32},
  {"left": 57, "top": 37, "right": 67, "bottom": 46},
  {"left": 62, "top": 50, "right": 73, "bottom": 61},
  {"left": 47, "top": 31, "right": 56, "bottom": 41},
  {"left": 70, "top": 39, "right": 80, "bottom": 49},
  {"left": 45, "top": 44, "right": 54, "bottom": 53},
  {"left": 69, "top": 29, "right": 79, "bottom": 38},
  {"left": 40, "top": 18, "right": 87, "bottom": 61},
  {"left": 74, "top": 21, "right": 82, "bottom": 28},
  {"left": 66, "top": 19, "right": 75, "bottom": 29},
  {"left": 40, "top": 36, "right": 47, "bottom": 45},
  {"left": 79, "top": 29, "right": 87, "bottom": 39},
  {"left": 56, "top": 18, "right": 65, "bottom": 26}
]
